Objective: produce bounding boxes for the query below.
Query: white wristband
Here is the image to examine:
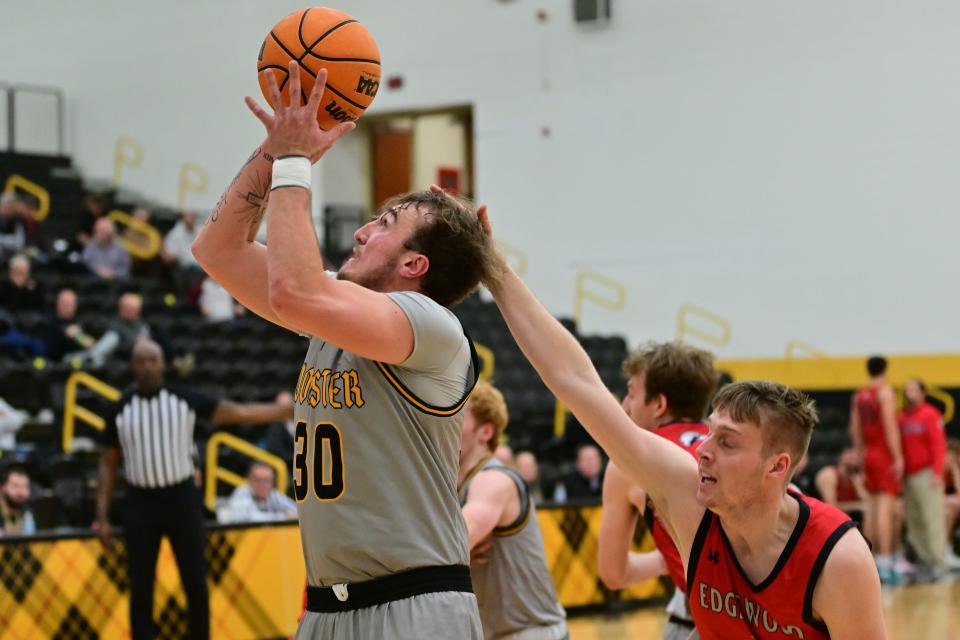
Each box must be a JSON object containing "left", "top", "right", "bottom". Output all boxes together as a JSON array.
[{"left": 271, "top": 155, "right": 311, "bottom": 191}]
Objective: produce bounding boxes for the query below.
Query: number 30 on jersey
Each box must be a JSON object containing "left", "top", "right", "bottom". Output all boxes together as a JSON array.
[{"left": 293, "top": 420, "right": 345, "bottom": 501}]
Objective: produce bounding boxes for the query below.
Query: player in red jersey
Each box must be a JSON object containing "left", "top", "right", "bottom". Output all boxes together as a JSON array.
[
  {"left": 478, "top": 206, "right": 884, "bottom": 639},
  {"left": 598, "top": 342, "right": 717, "bottom": 639},
  {"left": 850, "top": 355, "right": 903, "bottom": 584}
]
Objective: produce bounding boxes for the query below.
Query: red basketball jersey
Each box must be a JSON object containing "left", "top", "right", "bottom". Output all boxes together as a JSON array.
[
  {"left": 647, "top": 421, "right": 710, "bottom": 591},
  {"left": 856, "top": 386, "right": 890, "bottom": 456},
  {"left": 686, "top": 489, "right": 855, "bottom": 639}
]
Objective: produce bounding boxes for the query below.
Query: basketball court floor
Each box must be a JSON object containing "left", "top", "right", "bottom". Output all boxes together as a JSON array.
[{"left": 567, "top": 578, "right": 960, "bottom": 639}]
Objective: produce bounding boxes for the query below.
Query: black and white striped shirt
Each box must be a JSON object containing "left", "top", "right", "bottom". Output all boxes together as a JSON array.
[{"left": 103, "top": 385, "right": 218, "bottom": 489}]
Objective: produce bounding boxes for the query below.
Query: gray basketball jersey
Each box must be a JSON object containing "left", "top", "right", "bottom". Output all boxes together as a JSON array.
[
  {"left": 459, "top": 458, "right": 567, "bottom": 640},
  {"left": 293, "top": 291, "right": 478, "bottom": 586}
]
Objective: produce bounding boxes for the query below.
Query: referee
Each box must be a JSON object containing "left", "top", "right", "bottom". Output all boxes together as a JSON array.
[{"left": 93, "top": 338, "right": 293, "bottom": 640}]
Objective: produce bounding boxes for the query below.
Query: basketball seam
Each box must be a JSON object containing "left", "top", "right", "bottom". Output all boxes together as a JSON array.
[
  {"left": 267, "top": 31, "right": 307, "bottom": 98},
  {"left": 302, "top": 52, "right": 381, "bottom": 65},
  {"left": 264, "top": 33, "right": 372, "bottom": 111},
  {"left": 303, "top": 16, "right": 359, "bottom": 53},
  {"left": 322, "top": 81, "right": 371, "bottom": 111}
]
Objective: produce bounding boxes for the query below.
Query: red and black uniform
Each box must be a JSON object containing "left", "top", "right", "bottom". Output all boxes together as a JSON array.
[
  {"left": 644, "top": 420, "right": 710, "bottom": 591},
  {"left": 856, "top": 385, "right": 900, "bottom": 495},
  {"left": 899, "top": 401, "right": 946, "bottom": 478},
  {"left": 686, "top": 489, "right": 856, "bottom": 640}
]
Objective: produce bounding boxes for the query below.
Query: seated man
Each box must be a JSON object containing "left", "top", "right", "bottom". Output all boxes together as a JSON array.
[
  {"left": 42, "top": 288, "right": 97, "bottom": 361},
  {"left": 815, "top": 447, "right": 869, "bottom": 522},
  {"left": 0, "top": 464, "right": 35, "bottom": 535},
  {"left": 82, "top": 217, "right": 131, "bottom": 280},
  {"left": 561, "top": 444, "right": 605, "bottom": 500},
  {"left": 0, "top": 254, "right": 44, "bottom": 312},
  {"left": 69, "top": 292, "right": 173, "bottom": 367},
  {"left": 219, "top": 461, "right": 297, "bottom": 523}
]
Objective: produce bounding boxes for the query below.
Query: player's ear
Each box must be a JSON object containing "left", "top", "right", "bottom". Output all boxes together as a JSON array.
[
  {"left": 769, "top": 452, "right": 791, "bottom": 478},
  {"left": 654, "top": 393, "right": 669, "bottom": 419},
  {"left": 481, "top": 422, "right": 497, "bottom": 448},
  {"left": 400, "top": 253, "right": 429, "bottom": 279}
]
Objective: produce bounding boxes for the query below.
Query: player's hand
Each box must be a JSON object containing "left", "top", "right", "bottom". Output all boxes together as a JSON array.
[
  {"left": 429, "top": 184, "right": 506, "bottom": 282},
  {"left": 245, "top": 60, "right": 354, "bottom": 162},
  {"left": 471, "top": 538, "right": 494, "bottom": 565},
  {"left": 892, "top": 456, "right": 904, "bottom": 480},
  {"left": 92, "top": 518, "right": 114, "bottom": 549}
]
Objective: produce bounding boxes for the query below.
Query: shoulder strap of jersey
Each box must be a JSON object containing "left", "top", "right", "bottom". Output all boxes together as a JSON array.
[
  {"left": 801, "top": 505, "right": 858, "bottom": 632},
  {"left": 489, "top": 464, "right": 533, "bottom": 537},
  {"left": 685, "top": 507, "right": 716, "bottom": 595},
  {"left": 375, "top": 333, "right": 480, "bottom": 417}
]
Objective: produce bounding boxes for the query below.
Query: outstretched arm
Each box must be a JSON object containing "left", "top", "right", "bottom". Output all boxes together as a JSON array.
[
  {"left": 210, "top": 397, "right": 293, "bottom": 426},
  {"left": 480, "top": 211, "right": 703, "bottom": 551}
]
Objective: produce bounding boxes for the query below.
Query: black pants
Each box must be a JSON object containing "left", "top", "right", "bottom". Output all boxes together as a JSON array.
[{"left": 124, "top": 480, "right": 209, "bottom": 640}]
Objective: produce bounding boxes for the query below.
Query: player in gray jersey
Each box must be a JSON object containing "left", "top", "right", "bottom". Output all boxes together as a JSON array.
[
  {"left": 458, "top": 381, "right": 568, "bottom": 640},
  {"left": 193, "top": 62, "right": 501, "bottom": 639}
]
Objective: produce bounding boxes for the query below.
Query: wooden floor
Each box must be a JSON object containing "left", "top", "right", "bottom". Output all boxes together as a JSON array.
[{"left": 567, "top": 578, "right": 960, "bottom": 639}]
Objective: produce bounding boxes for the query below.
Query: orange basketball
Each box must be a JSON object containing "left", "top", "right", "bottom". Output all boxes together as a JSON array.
[{"left": 258, "top": 7, "right": 381, "bottom": 131}]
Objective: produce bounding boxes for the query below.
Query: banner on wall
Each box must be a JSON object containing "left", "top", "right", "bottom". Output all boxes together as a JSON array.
[{"left": 0, "top": 506, "right": 663, "bottom": 639}]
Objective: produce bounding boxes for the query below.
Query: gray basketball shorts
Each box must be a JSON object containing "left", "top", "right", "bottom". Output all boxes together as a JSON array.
[{"left": 295, "top": 591, "right": 482, "bottom": 640}]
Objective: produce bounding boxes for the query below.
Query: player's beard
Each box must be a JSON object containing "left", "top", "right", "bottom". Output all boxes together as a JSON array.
[
  {"left": 2, "top": 494, "right": 26, "bottom": 510},
  {"left": 338, "top": 254, "right": 399, "bottom": 292}
]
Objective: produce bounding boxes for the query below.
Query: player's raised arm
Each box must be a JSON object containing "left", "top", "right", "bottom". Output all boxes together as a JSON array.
[
  {"left": 190, "top": 140, "right": 282, "bottom": 327},
  {"left": 193, "top": 63, "right": 352, "bottom": 333},
  {"left": 480, "top": 211, "right": 703, "bottom": 543},
  {"left": 247, "top": 61, "right": 461, "bottom": 363}
]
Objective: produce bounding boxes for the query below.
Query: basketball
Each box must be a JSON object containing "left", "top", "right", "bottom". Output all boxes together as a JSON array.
[{"left": 257, "top": 7, "right": 381, "bottom": 131}]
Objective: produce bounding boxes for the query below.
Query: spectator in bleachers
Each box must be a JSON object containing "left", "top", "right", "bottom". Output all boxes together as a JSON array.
[
  {"left": 0, "top": 463, "right": 35, "bottom": 535},
  {"left": 218, "top": 461, "right": 297, "bottom": 523},
  {"left": 41, "top": 288, "right": 96, "bottom": 361},
  {"left": 515, "top": 450, "right": 544, "bottom": 503},
  {"left": 69, "top": 292, "right": 173, "bottom": 367},
  {"left": 17, "top": 194, "right": 44, "bottom": 253},
  {"left": 75, "top": 193, "right": 107, "bottom": 248},
  {"left": 559, "top": 444, "right": 605, "bottom": 501},
  {"left": 0, "top": 397, "right": 28, "bottom": 449},
  {"left": 899, "top": 378, "right": 948, "bottom": 579},
  {"left": 162, "top": 210, "right": 203, "bottom": 292},
  {"left": 944, "top": 439, "right": 960, "bottom": 568},
  {"left": 82, "top": 217, "right": 131, "bottom": 280},
  {"left": 0, "top": 192, "right": 25, "bottom": 255},
  {"left": 493, "top": 443, "right": 514, "bottom": 466},
  {"left": 199, "top": 277, "right": 243, "bottom": 323},
  {"left": 815, "top": 446, "right": 869, "bottom": 520},
  {"left": 0, "top": 253, "right": 44, "bottom": 311}
]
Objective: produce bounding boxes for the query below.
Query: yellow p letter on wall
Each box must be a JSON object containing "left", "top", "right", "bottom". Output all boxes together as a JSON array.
[{"left": 178, "top": 162, "right": 208, "bottom": 211}]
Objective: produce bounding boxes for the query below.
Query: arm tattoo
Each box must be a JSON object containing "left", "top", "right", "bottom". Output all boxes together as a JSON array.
[{"left": 208, "top": 147, "right": 274, "bottom": 224}]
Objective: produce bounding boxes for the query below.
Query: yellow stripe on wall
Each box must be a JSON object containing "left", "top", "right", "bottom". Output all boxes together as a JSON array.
[{"left": 718, "top": 353, "right": 960, "bottom": 390}]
